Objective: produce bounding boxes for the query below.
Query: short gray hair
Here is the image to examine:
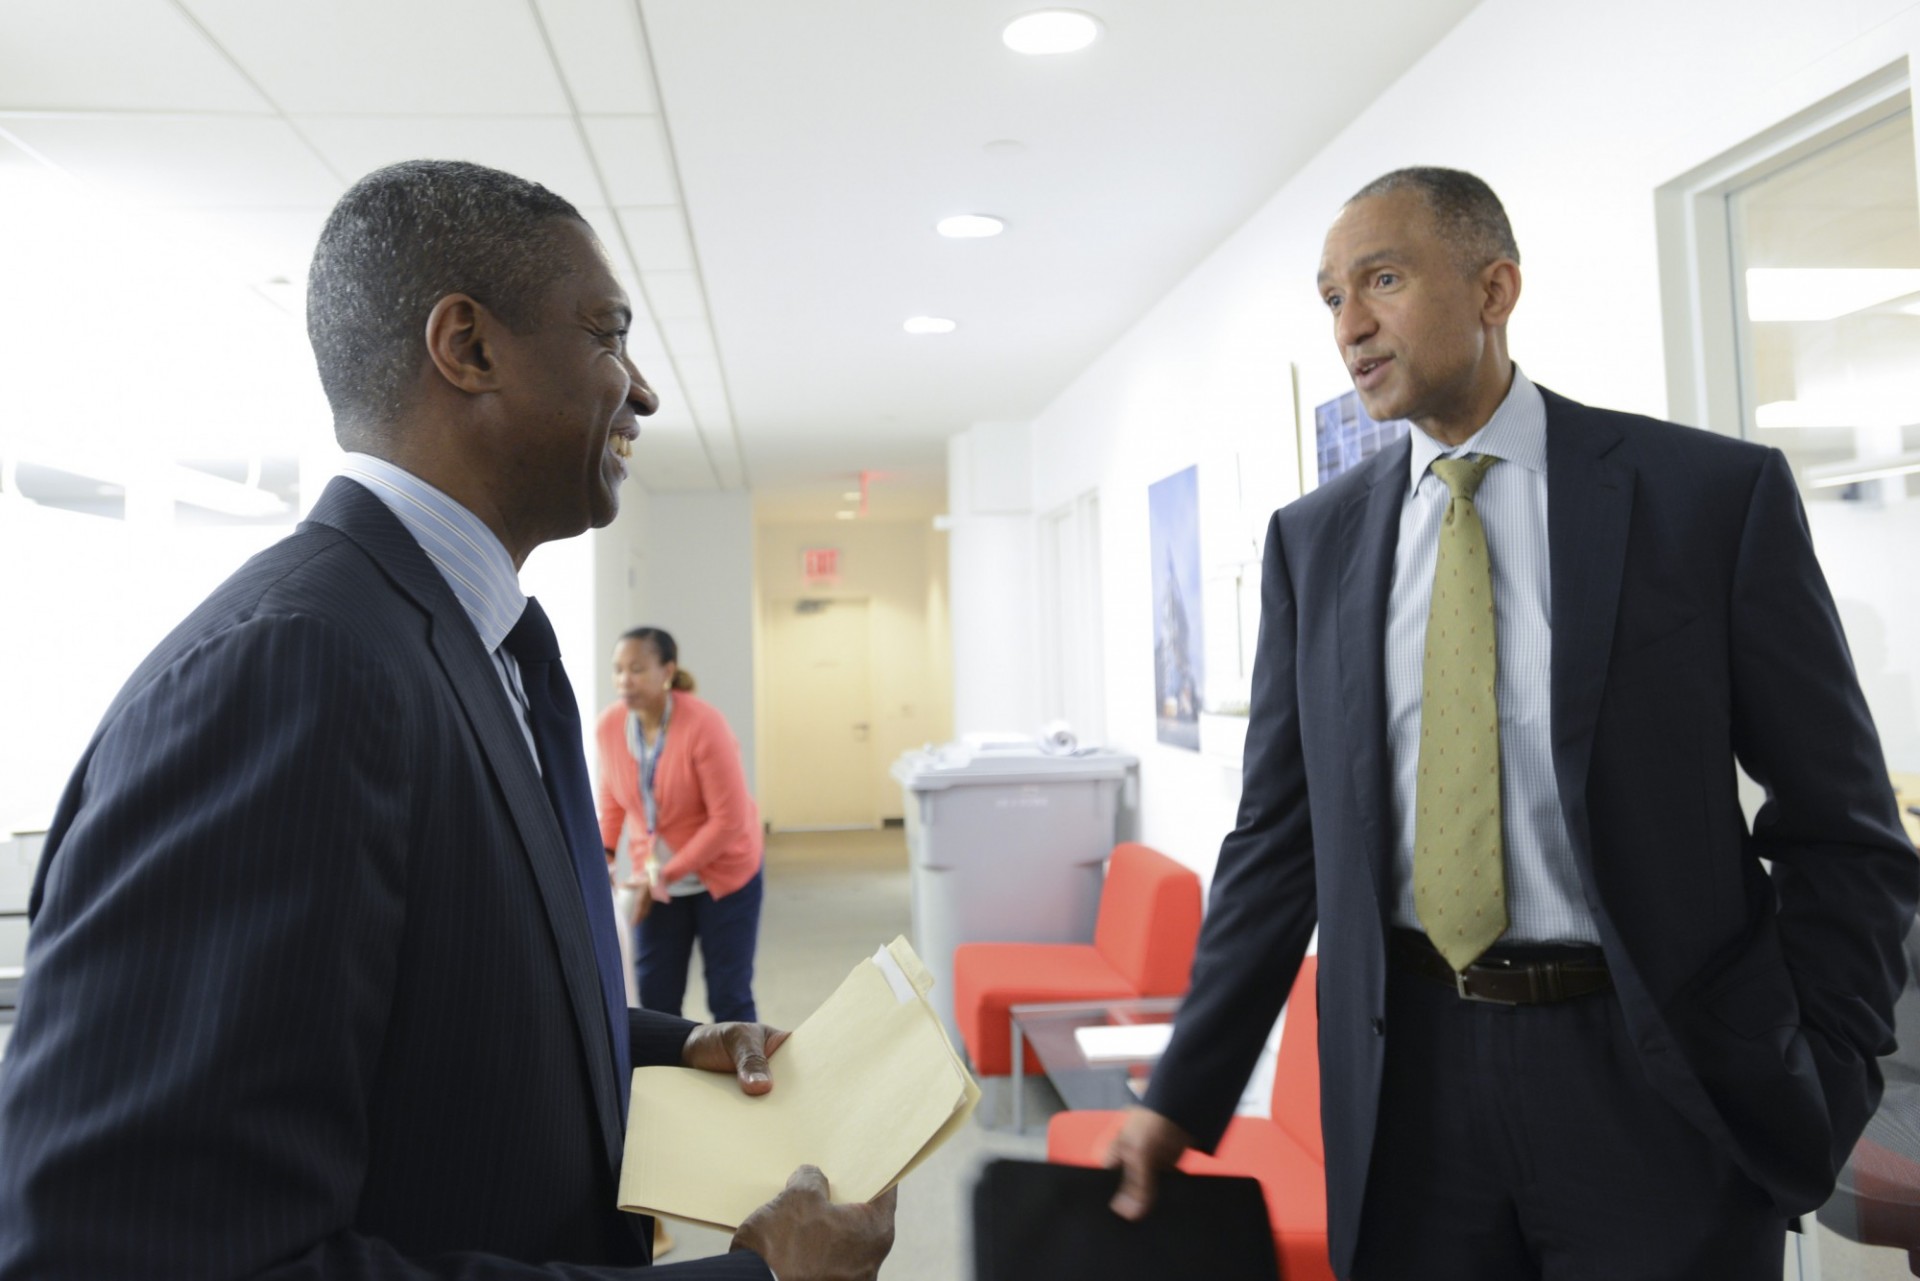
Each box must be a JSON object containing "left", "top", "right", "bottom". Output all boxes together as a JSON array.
[
  {"left": 1349, "top": 167, "right": 1520, "bottom": 274},
  {"left": 306, "top": 159, "right": 585, "bottom": 441}
]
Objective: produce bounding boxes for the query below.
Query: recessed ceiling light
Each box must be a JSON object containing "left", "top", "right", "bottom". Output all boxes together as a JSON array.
[
  {"left": 1003, "top": 10, "right": 1103, "bottom": 55},
  {"left": 936, "top": 214, "right": 1006, "bottom": 239},
  {"left": 842, "top": 491, "right": 862, "bottom": 501},
  {"left": 835, "top": 510, "right": 858, "bottom": 521},
  {"left": 903, "top": 316, "right": 957, "bottom": 335}
]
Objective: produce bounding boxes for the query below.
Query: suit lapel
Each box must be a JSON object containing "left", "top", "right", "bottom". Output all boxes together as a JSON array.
[
  {"left": 1541, "top": 390, "right": 1633, "bottom": 853},
  {"left": 1337, "top": 438, "right": 1412, "bottom": 921},
  {"left": 304, "top": 478, "right": 626, "bottom": 1171}
]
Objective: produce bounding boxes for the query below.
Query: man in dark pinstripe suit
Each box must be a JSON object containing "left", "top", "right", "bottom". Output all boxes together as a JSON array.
[{"left": 0, "top": 161, "right": 893, "bottom": 1280}]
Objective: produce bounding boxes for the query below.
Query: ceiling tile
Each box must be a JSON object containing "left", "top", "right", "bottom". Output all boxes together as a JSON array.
[
  {"left": 0, "top": 0, "right": 270, "bottom": 113},
  {"left": 601, "top": 261, "right": 673, "bottom": 358},
  {"left": 688, "top": 398, "right": 734, "bottom": 435},
  {"left": 297, "top": 115, "right": 602, "bottom": 209},
  {"left": 576, "top": 204, "right": 626, "bottom": 249},
  {"left": 181, "top": 0, "right": 569, "bottom": 115},
  {"left": 533, "top": 0, "right": 660, "bottom": 114},
  {"left": 660, "top": 315, "right": 715, "bottom": 357},
  {"left": 700, "top": 429, "right": 745, "bottom": 490},
  {"left": 674, "top": 354, "right": 734, "bottom": 426},
  {"left": 1, "top": 115, "right": 343, "bottom": 207},
  {"left": 641, "top": 270, "right": 707, "bottom": 319},
  {"left": 580, "top": 115, "right": 676, "bottom": 206},
  {"left": 617, "top": 206, "right": 695, "bottom": 271}
]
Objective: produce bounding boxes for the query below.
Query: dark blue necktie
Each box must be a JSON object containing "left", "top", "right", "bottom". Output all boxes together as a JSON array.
[{"left": 502, "top": 598, "right": 631, "bottom": 1110}]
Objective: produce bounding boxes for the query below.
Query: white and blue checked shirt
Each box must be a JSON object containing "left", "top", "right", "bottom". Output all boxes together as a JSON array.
[
  {"left": 1384, "top": 367, "right": 1599, "bottom": 944},
  {"left": 336, "top": 453, "right": 542, "bottom": 772}
]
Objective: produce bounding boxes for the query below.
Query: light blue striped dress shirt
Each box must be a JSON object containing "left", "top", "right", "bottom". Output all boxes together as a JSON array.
[
  {"left": 336, "top": 453, "right": 541, "bottom": 770},
  {"left": 1384, "top": 366, "right": 1598, "bottom": 944}
]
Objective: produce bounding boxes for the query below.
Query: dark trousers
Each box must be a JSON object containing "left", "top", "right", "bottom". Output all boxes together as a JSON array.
[
  {"left": 633, "top": 867, "right": 763, "bottom": 1023},
  {"left": 1349, "top": 956, "right": 1786, "bottom": 1281}
]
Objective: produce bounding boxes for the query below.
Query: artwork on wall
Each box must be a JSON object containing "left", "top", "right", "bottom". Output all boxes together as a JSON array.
[
  {"left": 1313, "top": 388, "right": 1408, "bottom": 487},
  {"left": 1148, "top": 464, "right": 1204, "bottom": 751}
]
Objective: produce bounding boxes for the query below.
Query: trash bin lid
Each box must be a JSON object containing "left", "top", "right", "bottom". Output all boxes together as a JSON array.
[{"left": 890, "top": 740, "right": 1137, "bottom": 789}]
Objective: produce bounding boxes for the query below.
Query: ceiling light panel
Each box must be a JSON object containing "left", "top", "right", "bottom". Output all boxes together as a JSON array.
[
  {"left": 903, "top": 316, "right": 957, "bottom": 334},
  {"left": 1002, "top": 10, "right": 1104, "bottom": 55},
  {"left": 580, "top": 115, "right": 680, "bottom": 206},
  {"left": 531, "top": 0, "right": 660, "bottom": 115},
  {"left": 0, "top": 1, "right": 269, "bottom": 113},
  {"left": 180, "top": 0, "right": 568, "bottom": 115},
  {"left": 936, "top": 214, "right": 1005, "bottom": 238}
]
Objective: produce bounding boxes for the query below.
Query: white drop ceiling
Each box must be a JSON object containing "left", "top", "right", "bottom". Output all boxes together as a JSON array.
[{"left": 0, "top": 0, "right": 1481, "bottom": 521}]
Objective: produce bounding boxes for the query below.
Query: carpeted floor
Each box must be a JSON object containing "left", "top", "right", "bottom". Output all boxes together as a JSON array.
[{"left": 647, "top": 827, "right": 1050, "bottom": 1279}]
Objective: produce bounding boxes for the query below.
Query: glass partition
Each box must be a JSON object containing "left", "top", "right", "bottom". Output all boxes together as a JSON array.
[{"left": 1727, "top": 108, "right": 1920, "bottom": 504}]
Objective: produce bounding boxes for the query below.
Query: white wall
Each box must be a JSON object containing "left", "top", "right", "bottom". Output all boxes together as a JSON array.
[
  {"left": 1008, "top": 0, "right": 1920, "bottom": 882},
  {"left": 591, "top": 490, "right": 758, "bottom": 792},
  {"left": 946, "top": 424, "right": 1041, "bottom": 736}
]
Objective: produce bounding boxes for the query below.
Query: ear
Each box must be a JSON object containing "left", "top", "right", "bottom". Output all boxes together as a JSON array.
[
  {"left": 422, "top": 293, "right": 503, "bottom": 395},
  {"left": 1480, "top": 259, "right": 1522, "bottom": 328}
]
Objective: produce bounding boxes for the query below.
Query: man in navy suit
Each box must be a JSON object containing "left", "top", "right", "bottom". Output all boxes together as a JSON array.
[
  {"left": 1110, "top": 168, "right": 1918, "bottom": 1278},
  {"left": 0, "top": 161, "right": 893, "bottom": 1279}
]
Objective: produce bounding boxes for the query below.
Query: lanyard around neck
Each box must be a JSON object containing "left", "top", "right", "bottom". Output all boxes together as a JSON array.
[{"left": 626, "top": 695, "right": 673, "bottom": 834}]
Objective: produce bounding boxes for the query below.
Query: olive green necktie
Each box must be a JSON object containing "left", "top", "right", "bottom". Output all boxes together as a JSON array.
[{"left": 1414, "top": 454, "right": 1506, "bottom": 972}]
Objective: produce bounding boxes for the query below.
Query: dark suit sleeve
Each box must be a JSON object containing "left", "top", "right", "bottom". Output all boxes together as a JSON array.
[
  {"left": 0, "top": 615, "right": 770, "bottom": 1281},
  {"left": 1144, "top": 512, "right": 1321, "bottom": 1151},
  {"left": 1729, "top": 451, "right": 1918, "bottom": 1066},
  {"left": 632, "top": 1007, "right": 701, "bottom": 1067}
]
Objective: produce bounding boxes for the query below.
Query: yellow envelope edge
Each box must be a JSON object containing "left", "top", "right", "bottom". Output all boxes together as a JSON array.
[{"left": 616, "top": 936, "right": 980, "bottom": 1229}]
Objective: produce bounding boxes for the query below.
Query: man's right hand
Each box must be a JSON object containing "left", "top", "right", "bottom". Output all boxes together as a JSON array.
[
  {"left": 1105, "top": 1106, "right": 1193, "bottom": 1221},
  {"left": 731, "top": 1165, "right": 896, "bottom": 1281}
]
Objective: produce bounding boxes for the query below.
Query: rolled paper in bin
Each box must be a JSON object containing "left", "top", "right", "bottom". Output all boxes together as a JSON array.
[{"left": 1038, "top": 721, "right": 1078, "bottom": 755}]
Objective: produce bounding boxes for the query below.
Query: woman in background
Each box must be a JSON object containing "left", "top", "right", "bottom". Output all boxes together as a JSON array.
[{"left": 597, "top": 626, "right": 765, "bottom": 1023}]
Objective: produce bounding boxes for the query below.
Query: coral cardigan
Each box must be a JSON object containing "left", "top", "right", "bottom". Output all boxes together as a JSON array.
[{"left": 595, "top": 693, "right": 763, "bottom": 900}]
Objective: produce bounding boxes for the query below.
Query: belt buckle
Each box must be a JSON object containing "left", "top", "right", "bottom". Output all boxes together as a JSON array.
[{"left": 1454, "top": 956, "right": 1526, "bottom": 1005}]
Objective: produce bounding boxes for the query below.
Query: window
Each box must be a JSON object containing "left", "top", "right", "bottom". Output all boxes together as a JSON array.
[{"left": 1728, "top": 108, "right": 1920, "bottom": 502}]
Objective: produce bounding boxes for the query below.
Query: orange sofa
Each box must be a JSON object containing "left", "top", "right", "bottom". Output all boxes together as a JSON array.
[
  {"left": 952, "top": 841, "right": 1202, "bottom": 1077},
  {"left": 1046, "top": 956, "right": 1333, "bottom": 1281}
]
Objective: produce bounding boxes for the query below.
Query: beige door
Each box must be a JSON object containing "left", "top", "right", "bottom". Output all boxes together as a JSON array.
[{"left": 763, "top": 598, "right": 877, "bottom": 830}]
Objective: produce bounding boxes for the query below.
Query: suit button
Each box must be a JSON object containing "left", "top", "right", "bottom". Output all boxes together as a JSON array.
[{"left": 1371, "top": 1018, "right": 1385, "bottom": 1036}]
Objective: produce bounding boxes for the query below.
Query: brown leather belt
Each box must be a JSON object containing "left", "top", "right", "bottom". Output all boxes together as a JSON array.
[{"left": 1391, "top": 929, "right": 1612, "bottom": 1005}]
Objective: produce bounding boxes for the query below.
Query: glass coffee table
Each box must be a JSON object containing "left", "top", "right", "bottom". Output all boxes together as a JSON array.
[{"left": 1008, "top": 996, "right": 1182, "bottom": 1133}]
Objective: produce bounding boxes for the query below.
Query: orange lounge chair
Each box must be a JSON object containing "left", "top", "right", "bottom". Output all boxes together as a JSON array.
[
  {"left": 953, "top": 841, "right": 1202, "bottom": 1077},
  {"left": 1046, "top": 956, "right": 1332, "bottom": 1281}
]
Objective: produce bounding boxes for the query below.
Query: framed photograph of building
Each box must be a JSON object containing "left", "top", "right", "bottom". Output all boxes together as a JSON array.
[
  {"left": 1148, "top": 464, "right": 1204, "bottom": 751},
  {"left": 1313, "top": 388, "right": 1408, "bottom": 487}
]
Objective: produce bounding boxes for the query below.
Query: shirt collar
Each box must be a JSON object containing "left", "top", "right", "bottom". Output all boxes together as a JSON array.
[
  {"left": 1406, "top": 363, "right": 1547, "bottom": 490},
  {"left": 336, "top": 453, "right": 526, "bottom": 653}
]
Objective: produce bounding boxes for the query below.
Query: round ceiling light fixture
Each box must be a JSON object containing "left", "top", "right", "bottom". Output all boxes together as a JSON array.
[
  {"left": 1002, "top": 9, "right": 1103, "bottom": 55},
  {"left": 903, "top": 316, "right": 958, "bottom": 335},
  {"left": 936, "top": 214, "right": 1006, "bottom": 239}
]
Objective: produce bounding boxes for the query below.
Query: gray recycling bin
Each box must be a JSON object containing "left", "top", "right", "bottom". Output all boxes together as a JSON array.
[{"left": 891, "top": 741, "right": 1138, "bottom": 1047}]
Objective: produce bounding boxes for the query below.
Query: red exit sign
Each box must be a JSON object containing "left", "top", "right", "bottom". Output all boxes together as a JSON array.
[{"left": 802, "top": 547, "right": 839, "bottom": 585}]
